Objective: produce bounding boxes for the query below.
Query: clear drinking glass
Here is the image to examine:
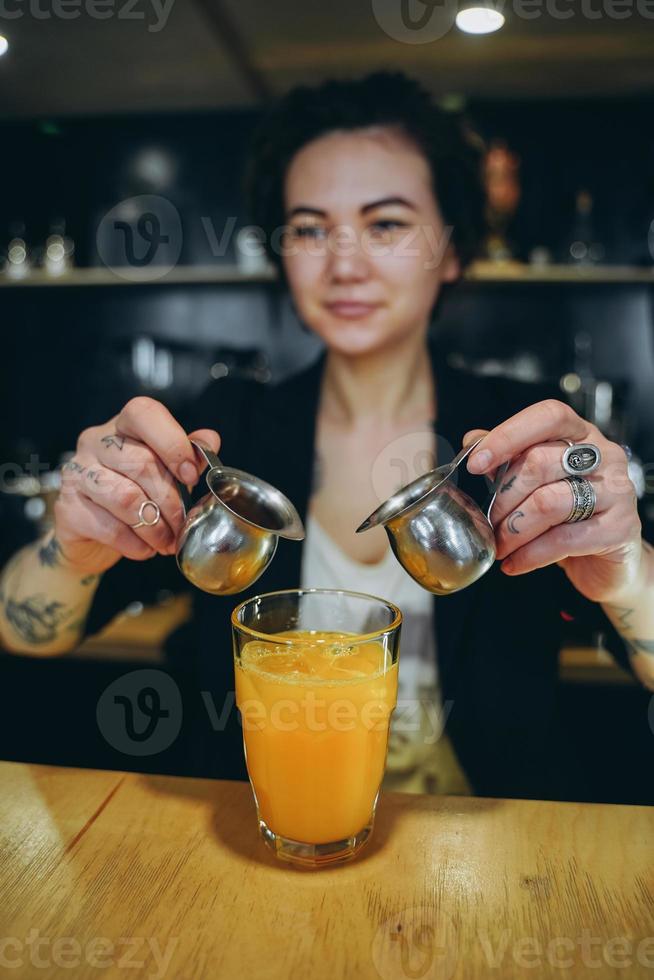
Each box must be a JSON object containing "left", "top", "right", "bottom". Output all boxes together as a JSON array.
[{"left": 232, "top": 589, "right": 402, "bottom": 868}]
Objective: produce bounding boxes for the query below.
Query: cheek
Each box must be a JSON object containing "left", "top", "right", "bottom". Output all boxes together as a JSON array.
[
  {"left": 283, "top": 254, "right": 324, "bottom": 310},
  {"left": 374, "top": 249, "right": 441, "bottom": 315}
]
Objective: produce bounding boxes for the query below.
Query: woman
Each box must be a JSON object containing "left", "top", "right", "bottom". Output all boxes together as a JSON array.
[{"left": 1, "top": 73, "right": 652, "bottom": 799}]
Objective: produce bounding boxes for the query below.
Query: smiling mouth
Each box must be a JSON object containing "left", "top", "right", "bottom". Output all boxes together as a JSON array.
[{"left": 325, "top": 301, "right": 381, "bottom": 319}]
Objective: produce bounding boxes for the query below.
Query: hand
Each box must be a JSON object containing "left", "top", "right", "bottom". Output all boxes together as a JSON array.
[
  {"left": 54, "top": 397, "right": 220, "bottom": 576},
  {"left": 464, "top": 399, "right": 643, "bottom": 604}
]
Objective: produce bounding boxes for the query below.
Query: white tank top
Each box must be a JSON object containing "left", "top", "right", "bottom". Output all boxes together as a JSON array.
[{"left": 300, "top": 515, "right": 445, "bottom": 771}]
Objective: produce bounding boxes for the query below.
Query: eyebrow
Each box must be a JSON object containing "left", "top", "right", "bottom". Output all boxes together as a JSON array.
[{"left": 286, "top": 196, "right": 418, "bottom": 220}]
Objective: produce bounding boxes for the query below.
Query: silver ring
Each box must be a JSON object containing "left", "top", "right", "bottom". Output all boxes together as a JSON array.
[
  {"left": 130, "top": 499, "right": 161, "bottom": 529},
  {"left": 562, "top": 442, "right": 602, "bottom": 477},
  {"left": 564, "top": 477, "right": 597, "bottom": 523}
]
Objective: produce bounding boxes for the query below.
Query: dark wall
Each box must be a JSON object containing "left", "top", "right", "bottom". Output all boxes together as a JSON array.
[
  {"left": 1, "top": 97, "right": 654, "bottom": 265},
  {"left": 1, "top": 96, "right": 654, "bottom": 505},
  {"left": 470, "top": 98, "right": 654, "bottom": 265}
]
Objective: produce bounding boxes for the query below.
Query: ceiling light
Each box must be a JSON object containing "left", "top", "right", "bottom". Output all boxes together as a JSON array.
[
  {"left": 0, "top": 36, "right": 9, "bottom": 57},
  {"left": 455, "top": 5, "right": 505, "bottom": 34}
]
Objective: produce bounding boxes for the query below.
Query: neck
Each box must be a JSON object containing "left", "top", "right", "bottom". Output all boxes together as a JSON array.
[{"left": 321, "top": 330, "right": 434, "bottom": 426}]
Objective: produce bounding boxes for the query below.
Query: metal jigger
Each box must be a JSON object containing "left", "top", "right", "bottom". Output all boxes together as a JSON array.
[
  {"left": 176, "top": 441, "right": 305, "bottom": 595},
  {"left": 356, "top": 439, "right": 506, "bottom": 596}
]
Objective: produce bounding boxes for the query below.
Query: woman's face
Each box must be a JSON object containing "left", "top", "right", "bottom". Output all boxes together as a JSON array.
[{"left": 282, "top": 126, "right": 459, "bottom": 358}]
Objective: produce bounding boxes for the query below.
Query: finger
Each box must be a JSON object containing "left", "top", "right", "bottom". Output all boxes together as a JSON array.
[
  {"left": 62, "top": 455, "right": 176, "bottom": 555},
  {"left": 500, "top": 509, "right": 632, "bottom": 576},
  {"left": 491, "top": 441, "right": 634, "bottom": 526},
  {"left": 462, "top": 429, "right": 489, "bottom": 449},
  {"left": 188, "top": 428, "right": 221, "bottom": 456},
  {"left": 96, "top": 435, "right": 186, "bottom": 540},
  {"left": 466, "top": 400, "right": 590, "bottom": 475},
  {"left": 495, "top": 477, "right": 610, "bottom": 561},
  {"left": 114, "top": 397, "right": 221, "bottom": 486},
  {"left": 56, "top": 492, "right": 159, "bottom": 563}
]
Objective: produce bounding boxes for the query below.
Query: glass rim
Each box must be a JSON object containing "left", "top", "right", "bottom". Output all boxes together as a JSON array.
[{"left": 231, "top": 587, "right": 402, "bottom": 645}]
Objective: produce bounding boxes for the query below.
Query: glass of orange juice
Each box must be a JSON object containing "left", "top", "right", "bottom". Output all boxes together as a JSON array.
[{"left": 232, "top": 589, "right": 402, "bottom": 867}]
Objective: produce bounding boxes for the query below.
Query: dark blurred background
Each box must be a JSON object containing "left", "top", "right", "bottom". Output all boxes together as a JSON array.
[{"left": 1, "top": 1, "right": 653, "bottom": 803}]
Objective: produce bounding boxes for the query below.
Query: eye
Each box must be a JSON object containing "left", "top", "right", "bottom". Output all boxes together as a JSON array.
[
  {"left": 368, "top": 219, "right": 410, "bottom": 239},
  {"left": 371, "top": 220, "right": 408, "bottom": 231},
  {"left": 289, "top": 225, "right": 328, "bottom": 240}
]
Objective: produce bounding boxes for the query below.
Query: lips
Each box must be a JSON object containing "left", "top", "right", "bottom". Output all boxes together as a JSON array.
[{"left": 325, "top": 301, "right": 381, "bottom": 319}]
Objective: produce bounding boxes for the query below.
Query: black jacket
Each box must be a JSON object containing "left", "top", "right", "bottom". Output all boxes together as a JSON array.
[{"left": 86, "top": 349, "right": 631, "bottom": 797}]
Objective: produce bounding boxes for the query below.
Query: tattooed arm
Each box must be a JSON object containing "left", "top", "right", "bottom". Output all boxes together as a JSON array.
[
  {"left": 601, "top": 541, "right": 654, "bottom": 691},
  {"left": 0, "top": 396, "right": 222, "bottom": 656},
  {"left": 0, "top": 532, "right": 101, "bottom": 656}
]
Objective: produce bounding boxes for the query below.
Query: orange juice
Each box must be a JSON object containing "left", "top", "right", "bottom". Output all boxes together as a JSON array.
[{"left": 235, "top": 631, "right": 398, "bottom": 844}]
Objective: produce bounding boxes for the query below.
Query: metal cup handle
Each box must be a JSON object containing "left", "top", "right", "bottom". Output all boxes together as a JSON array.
[
  {"left": 190, "top": 438, "right": 223, "bottom": 473},
  {"left": 176, "top": 439, "right": 223, "bottom": 521},
  {"left": 486, "top": 460, "right": 510, "bottom": 530}
]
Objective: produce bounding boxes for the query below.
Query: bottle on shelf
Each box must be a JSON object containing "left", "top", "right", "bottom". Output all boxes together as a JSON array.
[
  {"left": 3, "top": 221, "right": 31, "bottom": 280},
  {"left": 43, "top": 219, "right": 75, "bottom": 277},
  {"left": 566, "top": 190, "right": 605, "bottom": 265}
]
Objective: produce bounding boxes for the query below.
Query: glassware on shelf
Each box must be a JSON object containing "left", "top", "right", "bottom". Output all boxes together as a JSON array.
[{"left": 567, "top": 190, "right": 605, "bottom": 265}]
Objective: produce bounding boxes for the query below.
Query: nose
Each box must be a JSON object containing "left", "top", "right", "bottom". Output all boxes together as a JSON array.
[{"left": 325, "top": 225, "right": 369, "bottom": 282}]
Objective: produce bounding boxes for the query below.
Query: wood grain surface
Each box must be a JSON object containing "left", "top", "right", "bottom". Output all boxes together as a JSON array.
[{"left": 0, "top": 761, "right": 652, "bottom": 979}]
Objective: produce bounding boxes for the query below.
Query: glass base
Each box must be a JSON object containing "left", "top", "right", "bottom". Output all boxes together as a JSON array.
[{"left": 258, "top": 817, "right": 373, "bottom": 868}]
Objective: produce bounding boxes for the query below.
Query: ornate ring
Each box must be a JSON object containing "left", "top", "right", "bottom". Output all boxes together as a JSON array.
[
  {"left": 561, "top": 442, "right": 602, "bottom": 477},
  {"left": 563, "top": 477, "right": 597, "bottom": 523},
  {"left": 130, "top": 500, "right": 161, "bottom": 529}
]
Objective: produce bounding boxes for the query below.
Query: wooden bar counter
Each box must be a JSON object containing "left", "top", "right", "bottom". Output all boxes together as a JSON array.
[{"left": 0, "top": 761, "right": 652, "bottom": 979}]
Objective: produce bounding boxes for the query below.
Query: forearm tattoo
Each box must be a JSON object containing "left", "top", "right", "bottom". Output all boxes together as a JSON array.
[
  {"left": 1, "top": 538, "right": 100, "bottom": 647},
  {"left": 606, "top": 604, "right": 654, "bottom": 660},
  {"left": 2, "top": 593, "right": 79, "bottom": 645},
  {"left": 628, "top": 639, "right": 654, "bottom": 657},
  {"left": 606, "top": 605, "right": 634, "bottom": 631},
  {"left": 38, "top": 535, "right": 62, "bottom": 568}
]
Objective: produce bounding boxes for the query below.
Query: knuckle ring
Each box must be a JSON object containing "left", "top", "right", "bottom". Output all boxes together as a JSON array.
[
  {"left": 563, "top": 477, "right": 597, "bottom": 523},
  {"left": 562, "top": 442, "right": 602, "bottom": 477},
  {"left": 130, "top": 499, "right": 161, "bottom": 529}
]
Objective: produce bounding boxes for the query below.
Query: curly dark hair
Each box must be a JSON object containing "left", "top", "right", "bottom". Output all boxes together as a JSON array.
[{"left": 246, "top": 71, "right": 485, "bottom": 273}]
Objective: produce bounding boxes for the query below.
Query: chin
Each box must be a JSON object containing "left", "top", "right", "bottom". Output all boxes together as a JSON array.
[
  {"left": 310, "top": 311, "right": 404, "bottom": 358},
  {"left": 317, "top": 326, "right": 393, "bottom": 358}
]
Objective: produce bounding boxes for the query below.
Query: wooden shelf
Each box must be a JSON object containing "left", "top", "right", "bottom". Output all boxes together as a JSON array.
[
  {"left": 1, "top": 261, "right": 653, "bottom": 289},
  {"left": 0, "top": 263, "right": 277, "bottom": 289},
  {"left": 466, "top": 260, "right": 654, "bottom": 285}
]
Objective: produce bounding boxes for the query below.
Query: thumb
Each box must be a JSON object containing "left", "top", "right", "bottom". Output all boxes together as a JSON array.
[
  {"left": 463, "top": 429, "right": 500, "bottom": 481},
  {"left": 462, "top": 428, "right": 489, "bottom": 449}
]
